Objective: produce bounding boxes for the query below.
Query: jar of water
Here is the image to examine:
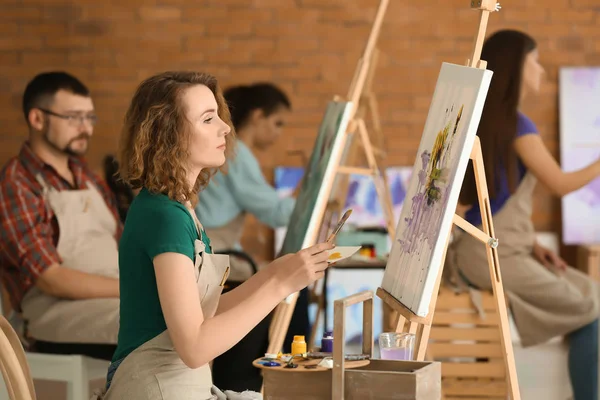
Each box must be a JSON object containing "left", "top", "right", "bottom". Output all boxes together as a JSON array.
[{"left": 378, "top": 332, "right": 415, "bottom": 360}]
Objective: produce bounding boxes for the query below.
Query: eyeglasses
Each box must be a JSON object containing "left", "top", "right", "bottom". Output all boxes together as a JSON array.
[{"left": 38, "top": 108, "right": 98, "bottom": 127}]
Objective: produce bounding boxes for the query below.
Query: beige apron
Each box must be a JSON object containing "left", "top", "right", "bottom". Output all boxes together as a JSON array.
[
  {"left": 99, "top": 209, "right": 231, "bottom": 400},
  {"left": 204, "top": 214, "right": 254, "bottom": 282},
  {"left": 447, "top": 172, "right": 600, "bottom": 347},
  {"left": 20, "top": 174, "right": 120, "bottom": 344}
]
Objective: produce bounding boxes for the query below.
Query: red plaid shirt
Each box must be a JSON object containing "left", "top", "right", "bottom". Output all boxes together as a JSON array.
[{"left": 0, "top": 143, "right": 123, "bottom": 310}]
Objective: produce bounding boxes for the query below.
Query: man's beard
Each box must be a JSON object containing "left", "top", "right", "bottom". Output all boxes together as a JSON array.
[{"left": 42, "top": 125, "right": 90, "bottom": 157}]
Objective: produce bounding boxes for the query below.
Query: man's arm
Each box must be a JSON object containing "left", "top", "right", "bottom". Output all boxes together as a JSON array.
[
  {"left": 0, "top": 177, "right": 119, "bottom": 300},
  {"left": 36, "top": 264, "right": 119, "bottom": 299},
  {"left": 227, "top": 143, "right": 296, "bottom": 228}
]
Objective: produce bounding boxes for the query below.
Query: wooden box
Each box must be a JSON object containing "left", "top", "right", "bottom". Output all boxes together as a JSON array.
[
  {"left": 262, "top": 359, "right": 441, "bottom": 400},
  {"left": 257, "top": 291, "right": 441, "bottom": 399}
]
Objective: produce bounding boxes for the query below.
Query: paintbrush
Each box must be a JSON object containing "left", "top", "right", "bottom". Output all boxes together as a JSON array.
[{"left": 326, "top": 209, "right": 353, "bottom": 244}]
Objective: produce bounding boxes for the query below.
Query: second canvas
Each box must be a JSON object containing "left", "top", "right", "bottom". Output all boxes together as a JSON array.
[
  {"left": 382, "top": 62, "right": 493, "bottom": 317},
  {"left": 278, "top": 101, "right": 353, "bottom": 256}
]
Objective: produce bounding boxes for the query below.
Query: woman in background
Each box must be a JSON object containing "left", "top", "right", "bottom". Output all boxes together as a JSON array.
[
  {"left": 195, "top": 83, "right": 308, "bottom": 392},
  {"left": 451, "top": 30, "right": 600, "bottom": 400},
  {"left": 98, "top": 71, "right": 333, "bottom": 399},
  {"left": 195, "top": 83, "right": 295, "bottom": 280}
]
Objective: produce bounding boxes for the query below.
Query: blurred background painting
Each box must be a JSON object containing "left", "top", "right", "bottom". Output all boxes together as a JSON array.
[{"left": 559, "top": 67, "right": 600, "bottom": 245}]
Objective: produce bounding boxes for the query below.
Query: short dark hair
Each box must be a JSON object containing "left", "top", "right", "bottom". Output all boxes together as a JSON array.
[
  {"left": 223, "top": 83, "right": 291, "bottom": 129},
  {"left": 22, "top": 71, "right": 90, "bottom": 122}
]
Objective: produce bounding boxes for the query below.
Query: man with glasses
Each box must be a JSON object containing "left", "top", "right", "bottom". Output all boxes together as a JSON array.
[{"left": 0, "top": 71, "right": 122, "bottom": 361}]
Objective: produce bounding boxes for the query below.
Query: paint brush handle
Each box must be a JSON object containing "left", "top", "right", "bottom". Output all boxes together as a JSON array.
[{"left": 326, "top": 209, "right": 353, "bottom": 243}]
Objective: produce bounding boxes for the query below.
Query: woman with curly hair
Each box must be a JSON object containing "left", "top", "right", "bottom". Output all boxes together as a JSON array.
[{"left": 95, "top": 71, "right": 333, "bottom": 399}]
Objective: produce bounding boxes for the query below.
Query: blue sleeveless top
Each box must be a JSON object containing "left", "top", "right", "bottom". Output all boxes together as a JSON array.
[{"left": 464, "top": 112, "right": 539, "bottom": 226}]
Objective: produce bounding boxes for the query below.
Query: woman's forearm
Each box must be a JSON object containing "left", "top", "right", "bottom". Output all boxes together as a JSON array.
[
  {"left": 216, "top": 267, "right": 275, "bottom": 314},
  {"left": 189, "top": 273, "right": 284, "bottom": 367}
]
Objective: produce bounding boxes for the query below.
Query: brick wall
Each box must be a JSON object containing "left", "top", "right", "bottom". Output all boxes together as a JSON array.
[{"left": 1, "top": 0, "right": 598, "bottom": 264}]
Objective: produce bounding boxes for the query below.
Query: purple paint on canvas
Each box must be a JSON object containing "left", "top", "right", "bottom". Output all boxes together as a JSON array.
[{"left": 398, "top": 104, "right": 464, "bottom": 256}]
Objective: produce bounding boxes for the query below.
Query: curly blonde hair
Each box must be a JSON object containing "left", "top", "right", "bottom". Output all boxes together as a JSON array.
[{"left": 118, "top": 71, "right": 235, "bottom": 205}]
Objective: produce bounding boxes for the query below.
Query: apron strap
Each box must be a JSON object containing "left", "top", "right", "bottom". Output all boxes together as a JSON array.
[{"left": 185, "top": 206, "right": 212, "bottom": 253}]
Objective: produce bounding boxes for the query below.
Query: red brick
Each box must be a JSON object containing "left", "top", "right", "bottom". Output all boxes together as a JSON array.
[
  {"left": 228, "top": 9, "right": 273, "bottom": 23},
  {"left": 156, "top": 0, "right": 189, "bottom": 4},
  {"left": 0, "top": 7, "right": 41, "bottom": 20},
  {"left": 0, "top": 23, "right": 19, "bottom": 34},
  {"left": 502, "top": 8, "right": 549, "bottom": 23},
  {"left": 73, "top": 21, "right": 110, "bottom": 37},
  {"left": 254, "top": 0, "right": 297, "bottom": 7},
  {"left": 298, "top": 0, "right": 343, "bottom": 7},
  {"left": 273, "top": 7, "right": 320, "bottom": 23},
  {"left": 252, "top": 48, "right": 298, "bottom": 65},
  {"left": 206, "top": 20, "right": 253, "bottom": 36},
  {"left": 549, "top": 9, "right": 595, "bottom": 23},
  {"left": 255, "top": 23, "right": 307, "bottom": 38},
  {"left": 571, "top": 0, "right": 600, "bottom": 6},
  {"left": 81, "top": 6, "right": 136, "bottom": 21},
  {"left": 277, "top": 38, "right": 319, "bottom": 53},
  {"left": 0, "top": 37, "right": 42, "bottom": 51},
  {"left": 21, "top": 51, "right": 67, "bottom": 65},
  {"left": 275, "top": 65, "right": 321, "bottom": 81},
  {"left": 18, "top": 22, "right": 68, "bottom": 36},
  {"left": 68, "top": 49, "right": 113, "bottom": 65},
  {"left": 44, "top": 36, "right": 89, "bottom": 50},
  {"left": 572, "top": 24, "right": 600, "bottom": 36},
  {"left": 227, "top": 67, "right": 274, "bottom": 82},
  {"left": 139, "top": 6, "right": 181, "bottom": 21},
  {"left": 0, "top": 52, "right": 19, "bottom": 64},
  {"left": 184, "top": 36, "right": 229, "bottom": 52},
  {"left": 42, "top": 5, "right": 83, "bottom": 21},
  {"left": 181, "top": 6, "right": 229, "bottom": 20},
  {"left": 555, "top": 37, "right": 586, "bottom": 52},
  {"left": 528, "top": 23, "right": 571, "bottom": 37},
  {"left": 230, "top": 38, "right": 275, "bottom": 53},
  {"left": 205, "top": 50, "right": 252, "bottom": 65}
]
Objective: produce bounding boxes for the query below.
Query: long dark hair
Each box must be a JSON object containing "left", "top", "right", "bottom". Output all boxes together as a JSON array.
[
  {"left": 460, "top": 30, "right": 537, "bottom": 205},
  {"left": 224, "top": 83, "right": 291, "bottom": 130}
]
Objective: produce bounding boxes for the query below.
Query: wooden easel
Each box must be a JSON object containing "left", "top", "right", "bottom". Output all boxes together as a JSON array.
[
  {"left": 266, "top": 0, "right": 395, "bottom": 356},
  {"left": 376, "top": 1, "right": 520, "bottom": 399}
]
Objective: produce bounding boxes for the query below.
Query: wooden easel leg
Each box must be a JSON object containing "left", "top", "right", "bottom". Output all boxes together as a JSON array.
[
  {"left": 470, "top": 137, "right": 520, "bottom": 400},
  {"left": 355, "top": 119, "right": 396, "bottom": 239},
  {"left": 266, "top": 293, "right": 299, "bottom": 355},
  {"left": 413, "top": 229, "right": 452, "bottom": 361}
]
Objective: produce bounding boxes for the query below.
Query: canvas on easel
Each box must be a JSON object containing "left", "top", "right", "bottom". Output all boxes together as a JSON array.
[
  {"left": 277, "top": 101, "right": 354, "bottom": 258},
  {"left": 375, "top": 1, "right": 521, "bottom": 399},
  {"left": 382, "top": 63, "right": 492, "bottom": 317}
]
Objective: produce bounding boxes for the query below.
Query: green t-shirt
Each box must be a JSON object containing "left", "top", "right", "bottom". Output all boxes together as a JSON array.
[{"left": 112, "top": 188, "right": 212, "bottom": 363}]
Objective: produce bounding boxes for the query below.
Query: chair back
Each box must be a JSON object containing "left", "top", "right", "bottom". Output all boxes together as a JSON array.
[{"left": 0, "top": 315, "right": 35, "bottom": 400}]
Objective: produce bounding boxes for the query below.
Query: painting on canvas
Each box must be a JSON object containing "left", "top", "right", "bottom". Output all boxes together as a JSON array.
[
  {"left": 278, "top": 101, "right": 353, "bottom": 256},
  {"left": 559, "top": 67, "right": 600, "bottom": 245},
  {"left": 382, "top": 63, "right": 493, "bottom": 317}
]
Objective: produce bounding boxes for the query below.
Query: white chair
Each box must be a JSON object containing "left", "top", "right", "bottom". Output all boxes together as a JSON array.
[
  {"left": 509, "top": 232, "right": 572, "bottom": 400},
  {"left": 0, "top": 290, "right": 109, "bottom": 400}
]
